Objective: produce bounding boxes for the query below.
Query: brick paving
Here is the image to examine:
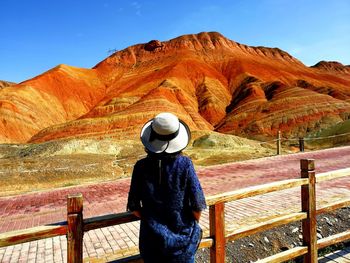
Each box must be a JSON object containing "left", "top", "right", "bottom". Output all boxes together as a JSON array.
[
  {"left": 318, "top": 246, "right": 350, "bottom": 262},
  {"left": 0, "top": 146, "right": 350, "bottom": 262}
]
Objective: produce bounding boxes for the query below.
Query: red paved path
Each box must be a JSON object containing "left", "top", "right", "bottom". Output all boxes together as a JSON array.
[
  {"left": 0, "top": 146, "right": 350, "bottom": 262},
  {"left": 1, "top": 146, "right": 350, "bottom": 233}
]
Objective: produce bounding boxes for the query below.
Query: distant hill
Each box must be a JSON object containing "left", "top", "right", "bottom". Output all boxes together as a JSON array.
[
  {"left": 0, "top": 80, "right": 16, "bottom": 89},
  {"left": 0, "top": 32, "right": 349, "bottom": 143}
]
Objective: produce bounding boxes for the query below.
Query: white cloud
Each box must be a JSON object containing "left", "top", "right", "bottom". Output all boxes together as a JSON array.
[{"left": 131, "top": 2, "right": 142, "bottom": 16}]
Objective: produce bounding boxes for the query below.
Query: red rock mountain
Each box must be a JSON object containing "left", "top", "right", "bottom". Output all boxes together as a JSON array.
[{"left": 0, "top": 32, "right": 349, "bottom": 143}]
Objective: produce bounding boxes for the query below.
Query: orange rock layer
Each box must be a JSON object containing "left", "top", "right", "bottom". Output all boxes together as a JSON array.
[
  {"left": 0, "top": 66, "right": 106, "bottom": 143},
  {"left": 1, "top": 32, "right": 350, "bottom": 143}
]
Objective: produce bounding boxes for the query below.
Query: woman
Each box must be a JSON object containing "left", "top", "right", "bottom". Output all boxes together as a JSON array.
[{"left": 127, "top": 112, "right": 206, "bottom": 263}]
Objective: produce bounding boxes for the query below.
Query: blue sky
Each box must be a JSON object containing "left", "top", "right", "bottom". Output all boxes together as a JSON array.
[{"left": 1, "top": 0, "right": 349, "bottom": 83}]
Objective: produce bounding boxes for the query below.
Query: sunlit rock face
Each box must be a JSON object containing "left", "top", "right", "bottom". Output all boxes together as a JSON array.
[
  {"left": 0, "top": 66, "right": 106, "bottom": 143},
  {"left": 1, "top": 32, "right": 350, "bottom": 143}
]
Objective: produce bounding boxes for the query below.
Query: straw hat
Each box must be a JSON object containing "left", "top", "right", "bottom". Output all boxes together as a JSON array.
[{"left": 140, "top": 112, "right": 191, "bottom": 154}]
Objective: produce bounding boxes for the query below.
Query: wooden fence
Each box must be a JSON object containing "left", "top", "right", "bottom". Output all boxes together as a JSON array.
[
  {"left": 0, "top": 159, "right": 350, "bottom": 263},
  {"left": 275, "top": 130, "right": 350, "bottom": 155}
]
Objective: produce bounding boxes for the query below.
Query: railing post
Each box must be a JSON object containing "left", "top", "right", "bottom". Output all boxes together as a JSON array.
[
  {"left": 300, "top": 159, "right": 317, "bottom": 263},
  {"left": 67, "top": 193, "right": 84, "bottom": 263},
  {"left": 277, "top": 130, "right": 281, "bottom": 155},
  {"left": 299, "top": 137, "right": 305, "bottom": 152},
  {"left": 209, "top": 202, "right": 225, "bottom": 263}
]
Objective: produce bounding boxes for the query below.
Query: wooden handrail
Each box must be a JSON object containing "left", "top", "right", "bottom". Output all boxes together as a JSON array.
[
  {"left": 84, "top": 212, "right": 139, "bottom": 232},
  {"left": 316, "top": 167, "right": 350, "bottom": 182},
  {"left": 199, "top": 237, "right": 214, "bottom": 249},
  {"left": 0, "top": 225, "right": 67, "bottom": 248},
  {"left": 0, "top": 159, "right": 349, "bottom": 263},
  {"left": 256, "top": 246, "right": 309, "bottom": 263},
  {"left": 316, "top": 197, "right": 350, "bottom": 215},
  {"left": 206, "top": 178, "right": 309, "bottom": 206},
  {"left": 317, "top": 230, "right": 350, "bottom": 249},
  {"left": 226, "top": 212, "right": 307, "bottom": 242}
]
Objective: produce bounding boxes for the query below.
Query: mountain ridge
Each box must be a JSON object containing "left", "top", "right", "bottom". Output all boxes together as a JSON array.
[
  {"left": 1, "top": 32, "right": 349, "bottom": 143},
  {"left": 0, "top": 80, "right": 16, "bottom": 89}
]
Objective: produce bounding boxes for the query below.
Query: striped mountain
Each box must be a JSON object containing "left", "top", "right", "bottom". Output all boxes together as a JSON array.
[{"left": 0, "top": 32, "right": 349, "bottom": 143}]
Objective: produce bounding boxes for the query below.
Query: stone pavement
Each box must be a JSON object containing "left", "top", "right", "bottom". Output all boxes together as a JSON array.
[
  {"left": 318, "top": 246, "right": 350, "bottom": 262},
  {"left": 0, "top": 146, "right": 350, "bottom": 262}
]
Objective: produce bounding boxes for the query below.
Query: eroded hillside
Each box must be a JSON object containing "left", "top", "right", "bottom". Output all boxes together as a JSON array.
[{"left": 1, "top": 32, "right": 349, "bottom": 143}]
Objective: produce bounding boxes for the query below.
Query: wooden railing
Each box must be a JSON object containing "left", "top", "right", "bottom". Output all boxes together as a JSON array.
[{"left": 0, "top": 159, "right": 350, "bottom": 263}]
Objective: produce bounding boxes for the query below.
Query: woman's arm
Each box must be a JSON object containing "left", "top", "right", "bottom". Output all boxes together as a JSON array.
[
  {"left": 127, "top": 162, "right": 142, "bottom": 214},
  {"left": 187, "top": 158, "right": 207, "bottom": 220},
  {"left": 132, "top": 210, "right": 142, "bottom": 218},
  {"left": 192, "top": 210, "right": 202, "bottom": 221}
]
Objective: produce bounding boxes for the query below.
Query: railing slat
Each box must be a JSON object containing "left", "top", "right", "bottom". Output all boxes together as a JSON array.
[
  {"left": 226, "top": 212, "right": 307, "bottom": 242},
  {"left": 317, "top": 230, "right": 350, "bottom": 249},
  {"left": 199, "top": 237, "right": 214, "bottom": 249},
  {"left": 255, "top": 246, "right": 308, "bottom": 263},
  {"left": 0, "top": 225, "right": 67, "bottom": 248},
  {"left": 206, "top": 178, "right": 308, "bottom": 206},
  {"left": 316, "top": 198, "right": 350, "bottom": 215},
  {"left": 316, "top": 168, "right": 350, "bottom": 183},
  {"left": 84, "top": 212, "right": 139, "bottom": 232}
]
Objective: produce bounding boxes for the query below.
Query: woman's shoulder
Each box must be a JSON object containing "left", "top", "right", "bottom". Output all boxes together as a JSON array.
[
  {"left": 174, "top": 155, "right": 194, "bottom": 168},
  {"left": 134, "top": 157, "right": 150, "bottom": 169},
  {"left": 176, "top": 154, "right": 192, "bottom": 162}
]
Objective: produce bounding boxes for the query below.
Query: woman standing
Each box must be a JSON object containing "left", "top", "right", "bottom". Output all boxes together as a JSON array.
[{"left": 127, "top": 112, "right": 206, "bottom": 263}]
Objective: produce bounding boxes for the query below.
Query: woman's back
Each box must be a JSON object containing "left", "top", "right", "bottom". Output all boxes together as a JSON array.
[{"left": 129, "top": 154, "right": 205, "bottom": 232}]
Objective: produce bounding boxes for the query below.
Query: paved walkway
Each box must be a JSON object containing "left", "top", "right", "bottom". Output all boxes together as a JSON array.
[
  {"left": 318, "top": 247, "right": 350, "bottom": 262},
  {"left": 0, "top": 146, "right": 350, "bottom": 262}
]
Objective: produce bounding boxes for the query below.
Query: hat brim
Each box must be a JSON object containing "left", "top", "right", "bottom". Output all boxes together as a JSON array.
[{"left": 140, "top": 119, "right": 191, "bottom": 154}]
